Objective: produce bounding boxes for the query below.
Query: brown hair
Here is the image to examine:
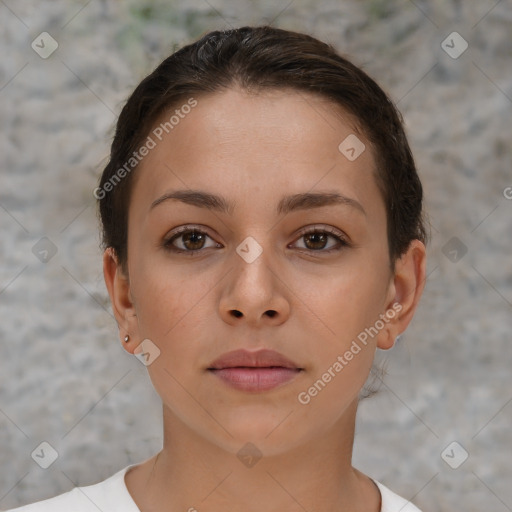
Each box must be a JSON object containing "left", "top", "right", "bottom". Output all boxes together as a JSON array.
[{"left": 97, "top": 25, "right": 427, "bottom": 274}]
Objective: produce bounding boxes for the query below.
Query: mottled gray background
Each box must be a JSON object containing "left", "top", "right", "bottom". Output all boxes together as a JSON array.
[{"left": 1, "top": 1, "right": 511, "bottom": 511}]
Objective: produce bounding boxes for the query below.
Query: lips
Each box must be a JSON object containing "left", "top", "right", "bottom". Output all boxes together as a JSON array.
[
  {"left": 207, "top": 349, "right": 304, "bottom": 392},
  {"left": 207, "top": 349, "right": 302, "bottom": 370}
]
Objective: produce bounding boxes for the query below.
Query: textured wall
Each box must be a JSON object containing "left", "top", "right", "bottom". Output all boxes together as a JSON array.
[{"left": 1, "top": 1, "right": 511, "bottom": 510}]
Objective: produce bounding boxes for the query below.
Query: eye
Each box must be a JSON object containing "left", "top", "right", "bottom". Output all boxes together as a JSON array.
[
  {"left": 163, "top": 224, "right": 349, "bottom": 256},
  {"left": 163, "top": 226, "right": 221, "bottom": 254},
  {"left": 291, "top": 225, "right": 349, "bottom": 253}
]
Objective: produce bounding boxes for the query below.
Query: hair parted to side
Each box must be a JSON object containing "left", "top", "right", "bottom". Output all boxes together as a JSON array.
[{"left": 97, "top": 25, "right": 428, "bottom": 275}]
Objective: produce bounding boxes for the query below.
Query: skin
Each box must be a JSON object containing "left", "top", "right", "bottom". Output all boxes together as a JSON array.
[{"left": 103, "top": 86, "right": 426, "bottom": 512}]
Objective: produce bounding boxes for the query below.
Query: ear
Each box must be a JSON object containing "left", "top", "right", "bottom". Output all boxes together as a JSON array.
[
  {"left": 103, "top": 247, "right": 139, "bottom": 354},
  {"left": 377, "top": 239, "right": 427, "bottom": 350}
]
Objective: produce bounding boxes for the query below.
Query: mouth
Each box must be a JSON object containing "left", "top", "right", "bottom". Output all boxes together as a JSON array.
[{"left": 207, "top": 349, "right": 304, "bottom": 392}]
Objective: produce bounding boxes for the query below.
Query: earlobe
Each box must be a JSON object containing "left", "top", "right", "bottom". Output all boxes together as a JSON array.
[
  {"left": 377, "top": 239, "right": 427, "bottom": 350},
  {"left": 102, "top": 248, "right": 139, "bottom": 351}
]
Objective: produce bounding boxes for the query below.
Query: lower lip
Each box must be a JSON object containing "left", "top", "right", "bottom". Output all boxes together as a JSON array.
[{"left": 209, "top": 367, "right": 301, "bottom": 391}]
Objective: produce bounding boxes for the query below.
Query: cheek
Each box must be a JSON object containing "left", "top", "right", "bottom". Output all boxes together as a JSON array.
[
  {"left": 296, "top": 275, "right": 381, "bottom": 417},
  {"left": 305, "top": 265, "right": 387, "bottom": 339},
  {"left": 297, "top": 261, "right": 388, "bottom": 390},
  {"left": 131, "top": 269, "right": 213, "bottom": 403},
  {"left": 126, "top": 215, "right": 202, "bottom": 336},
  {"left": 126, "top": 236, "right": 228, "bottom": 386},
  {"left": 134, "top": 270, "right": 210, "bottom": 337},
  {"left": 296, "top": 351, "right": 373, "bottom": 433}
]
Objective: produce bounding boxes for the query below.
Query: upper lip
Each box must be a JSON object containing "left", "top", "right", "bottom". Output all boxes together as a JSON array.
[{"left": 207, "top": 349, "right": 302, "bottom": 370}]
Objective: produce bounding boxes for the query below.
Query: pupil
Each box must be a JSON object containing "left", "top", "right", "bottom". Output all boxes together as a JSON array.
[
  {"left": 307, "top": 233, "right": 326, "bottom": 250},
  {"left": 185, "top": 231, "right": 204, "bottom": 249}
]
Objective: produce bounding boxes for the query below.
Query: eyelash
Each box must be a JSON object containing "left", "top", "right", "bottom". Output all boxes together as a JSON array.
[{"left": 162, "top": 225, "right": 349, "bottom": 256}]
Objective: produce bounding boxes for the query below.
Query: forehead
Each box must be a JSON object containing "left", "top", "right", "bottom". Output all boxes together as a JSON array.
[{"left": 130, "top": 86, "right": 383, "bottom": 220}]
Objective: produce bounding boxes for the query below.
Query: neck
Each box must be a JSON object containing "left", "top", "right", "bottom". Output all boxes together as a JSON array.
[{"left": 125, "top": 399, "right": 380, "bottom": 512}]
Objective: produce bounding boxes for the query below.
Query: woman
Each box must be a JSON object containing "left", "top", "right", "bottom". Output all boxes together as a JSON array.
[{"left": 9, "top": 25, "right": 427, "bottom": 511}]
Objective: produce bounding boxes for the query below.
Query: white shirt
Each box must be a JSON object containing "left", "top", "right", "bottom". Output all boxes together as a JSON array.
[{"left": 4, "top": 464, "right": 422, "bottom": 512}]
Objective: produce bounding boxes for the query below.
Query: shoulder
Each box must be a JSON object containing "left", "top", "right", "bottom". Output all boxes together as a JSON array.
[
  {"left": 374, "top": 480, "right": 423, "bottom": 512},
  {"left": 3, "top": 465, "right": 140, "bottom": 512}
]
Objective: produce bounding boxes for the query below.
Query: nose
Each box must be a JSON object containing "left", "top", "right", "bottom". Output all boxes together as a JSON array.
[
  {"left": 230, "top": 308, "right": 277, "bottom": 319},
  {"left": 219, "top": 240, "right": 290, "bottom": 327}
]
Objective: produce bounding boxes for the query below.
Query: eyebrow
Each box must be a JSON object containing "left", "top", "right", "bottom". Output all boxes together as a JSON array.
[{"left": 150, "top": 189, "right": 366, "bottom": 216}]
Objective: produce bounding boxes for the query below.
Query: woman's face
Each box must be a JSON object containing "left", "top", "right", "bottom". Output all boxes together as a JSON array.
[{"left": 107, "top": 87, "right": 414, "bottom": 456}]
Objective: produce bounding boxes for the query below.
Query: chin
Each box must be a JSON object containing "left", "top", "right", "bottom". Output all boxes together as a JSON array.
[{"left": 202, "top": 413, "right": 309, "bottom": 458}]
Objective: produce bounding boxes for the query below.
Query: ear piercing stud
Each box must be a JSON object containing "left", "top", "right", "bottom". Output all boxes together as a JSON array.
[{"left": 124, "top": 335, "right": 130, "bottom": 343}]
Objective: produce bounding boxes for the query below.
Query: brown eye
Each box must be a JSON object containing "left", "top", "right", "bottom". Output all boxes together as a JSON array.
[
  {"left": 164, "top": 227, "right": 219, "bottom": 253},
  {"left": 303, "top": 232, "right": 329, "bottom": 250},
  {"left": 292, "top": 226, "right": 349, "bottom": 253},
  {"left": 180, "top": 230, "right": 207, "bottom": 250}
]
